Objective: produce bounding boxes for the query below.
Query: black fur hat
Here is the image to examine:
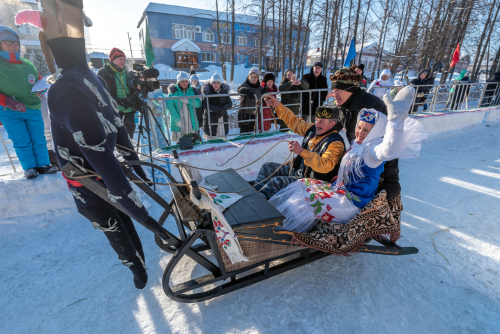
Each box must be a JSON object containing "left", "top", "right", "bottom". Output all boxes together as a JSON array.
[{"left": 263, "top": 73, "right": 276, "bottom": 83}]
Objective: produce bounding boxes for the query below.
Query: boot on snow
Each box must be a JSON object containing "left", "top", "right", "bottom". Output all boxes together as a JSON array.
[
  {"left": 38, "top": 165, "right": 59, "bottom": 174},
  {"left": 24, "top": 168, "right": 39, "bottom": 179},
  {"left": 132, "top": 269, "right": 148, "bottom": 289}
]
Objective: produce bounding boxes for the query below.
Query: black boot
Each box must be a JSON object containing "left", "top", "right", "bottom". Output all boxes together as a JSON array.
[
  {"left": 48, "top": 149, "right": 60, "bottom": 169},
  {"left": 132, "top": 268, "right": 148, "bottom": 289}
]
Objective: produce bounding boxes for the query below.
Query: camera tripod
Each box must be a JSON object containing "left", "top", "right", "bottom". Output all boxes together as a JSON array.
[{"left": 135, "top": 91, "right": 171, "bottom": 190}]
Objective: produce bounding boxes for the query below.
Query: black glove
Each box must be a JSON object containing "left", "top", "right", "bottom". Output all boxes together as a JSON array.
[
  {"left": 218, "top": 108, "right": 227, "bottom": 118},
  {"left": 246, "top": 91, "right": 254, "bottom": 99}
]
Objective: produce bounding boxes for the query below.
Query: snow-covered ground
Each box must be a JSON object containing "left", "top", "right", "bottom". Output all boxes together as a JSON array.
[{"left": 1, "top": 116, "right": 500, "bottom": 333}]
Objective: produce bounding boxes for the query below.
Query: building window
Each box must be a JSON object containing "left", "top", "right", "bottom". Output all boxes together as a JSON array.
[
  {"left": 202, "top": 52, "right": 216, "bottom": 62},
  {"left": 368, "top": 61, "right": 373, "bottom": 71},
  {"left": 253, "top": 38, "right": 259, "bottom": 46},
  {"left": 17, "top": 24, "right": 37, "bottom": 35},
  {"left": 172, "top": 24, "right": 195, "bottom": 40},
  {"left": 221, "top": 31, "right": 231, "bottom": 44},
  {"left": 251, "top": 56, "right": 259, "bottom": 64},
  {"left": 203, "top": 28, "right": 214, "bottom": 42},
  {"left": 237, "top": 33, "right": 247, "bottom": 46},
  {"left": 22, "top": 48, "right": 35, "bottom": 62}
]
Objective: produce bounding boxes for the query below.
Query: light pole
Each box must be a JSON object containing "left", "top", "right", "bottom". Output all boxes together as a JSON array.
[{"left": 127, "top": 32, "right": 134, "bottom": 60}]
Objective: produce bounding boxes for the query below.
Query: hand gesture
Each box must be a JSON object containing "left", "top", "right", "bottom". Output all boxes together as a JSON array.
[
  {"left": 265, "top": 95, "right": 280, "bottom": 108},
  {"left": 326, "top": 91, "right": 335, "bottom": 100},
  {"left": 383, "top": 86, "right": 415, "bottom": 121},
  {"left": 288, "top": 140, "right": 303, "bottom": 155}
]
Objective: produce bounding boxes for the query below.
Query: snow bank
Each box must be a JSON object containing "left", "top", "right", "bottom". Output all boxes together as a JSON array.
[{"left": 0, "top": 174, "right": 74, "bottom": 222}]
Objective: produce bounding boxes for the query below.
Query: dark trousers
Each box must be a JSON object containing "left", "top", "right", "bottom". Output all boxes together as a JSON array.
[
  {"left": 77, "top": 201, "right": 145, "bottom": 272},
  {"left": 254, "top": 162, "right": 299, "bottom": 199},
  {"left": 120, "top": 111, "right": 136, "bottom": 139}
]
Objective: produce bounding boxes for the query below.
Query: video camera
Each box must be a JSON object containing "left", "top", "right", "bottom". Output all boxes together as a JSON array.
[{"left": 132, "top": 63, "right": 160, "bottom": 94}]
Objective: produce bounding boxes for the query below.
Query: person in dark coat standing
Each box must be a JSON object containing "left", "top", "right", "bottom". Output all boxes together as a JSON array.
[
  {"left": 301, "top": 62, "right": 328, "bottom": 122},
  {"left": 480, "top": 71, "right": 500, "bottom": 107},
  {"left": 189, "top": 66, "right": 196, "bottom": 75},
  {"left": 410, "top": 69, "right": 435, "bottom": 113},
  {"left": 449, "top": 71, "right": 471, "bottom": 110},
  {"left": 190, "top": 74, "right": 203, "bottom": 130},
  {"left": 202, "top": 74, "right": 232, "bottom": 138},
  {"left": 260, "top": 72, "right": 278, "bottom": 132},
  {"left": 355, "top": 64, "right": 368, "bottom": 88},
  {"left": 279, "top": 69, "right": 310, "bottom": 128},
  {"left": 237, "top": 68, "right": 265, "bottom": 134},
  {"left": 97, "top": 48, "right": 140, "bottom": 138},
  {"left": 327, "top": 65, "right": 403, "bottom": 223}
]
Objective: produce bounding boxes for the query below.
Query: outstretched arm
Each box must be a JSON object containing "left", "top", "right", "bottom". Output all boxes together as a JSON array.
[
  {"left": 266, "top": 95, "right": 313, "bottom": 136},
  {"left": 364, "top": 87, "right": 416, "bottom": 168}
]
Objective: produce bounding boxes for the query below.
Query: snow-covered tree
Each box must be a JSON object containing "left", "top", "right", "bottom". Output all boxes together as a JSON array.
[{"left": 32, "top": 52, "right": 51, "bottom": 77}]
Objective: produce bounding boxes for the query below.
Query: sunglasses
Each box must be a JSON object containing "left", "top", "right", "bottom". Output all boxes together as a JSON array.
[{"left": 2, "top": 41, "right": 20, "bottom": 46}]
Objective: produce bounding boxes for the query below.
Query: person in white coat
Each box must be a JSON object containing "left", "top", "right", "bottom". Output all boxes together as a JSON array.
[{"left": 368, "top": 69, "right": 392, "bottom": 98}]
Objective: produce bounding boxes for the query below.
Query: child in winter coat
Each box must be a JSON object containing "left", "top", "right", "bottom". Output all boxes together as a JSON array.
[
  {"left": 390, "top": 80, "right": 404, "bottom": 100},
  {"left": 190, "top": 74, "right": 203, "bottom": 131},
  {"left": 260, "top": 73, "right": 278, "bottom": 132},
  {"left": 202, "top": 74, "right": 232, "bottom": 139},
  {"left": 367, "top": 69, "right": 392, "bottom": 98},
  {"left": 0, "top": 26, "right": 57, "bottom": 179},
  {"left": 166, "top": 71, "right": 202, "bottom": 142}
]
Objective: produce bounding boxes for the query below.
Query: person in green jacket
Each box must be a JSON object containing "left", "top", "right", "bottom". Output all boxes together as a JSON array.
[
  {"left": 97, "top": 48, "right": 140, "bottom": 137},
  {"left": 0, "top": 26, "right": 57, "bottom": 179},
  {"left": 166, "top": 72, "right": 201, "bottom": 142}
]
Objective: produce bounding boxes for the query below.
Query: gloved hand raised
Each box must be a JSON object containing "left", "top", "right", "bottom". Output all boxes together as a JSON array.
[
  {"left": 217, "top": 108, "right": 227, "bottom": 118},
  {"left": 5, "top": 97, "right": 26, "bottom": 112},
  {"left": 383, "top": 86, "right": 415, "bottom": 121}
]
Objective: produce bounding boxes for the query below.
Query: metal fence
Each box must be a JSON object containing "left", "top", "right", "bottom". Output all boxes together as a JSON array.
[
  {"left": 371, "top": 82, "right": 500, "bottom": 114},
  {"left": 1, "top": 81, "right": 499, "bottom": 176}
]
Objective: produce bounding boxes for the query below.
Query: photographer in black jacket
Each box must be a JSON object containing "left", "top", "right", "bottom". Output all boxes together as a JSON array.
[{"left": 98, "top": 48, "right": 140, "bottom": 137}]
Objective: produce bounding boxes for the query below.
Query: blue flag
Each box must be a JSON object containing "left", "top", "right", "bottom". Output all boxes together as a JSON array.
[{"left": 343, "top": 38, "right": 357, "bottom": 67}]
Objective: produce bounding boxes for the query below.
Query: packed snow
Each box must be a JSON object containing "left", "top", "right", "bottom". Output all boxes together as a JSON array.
[{"left": 1, "top": 114, "right": 500, "bottom": 333}]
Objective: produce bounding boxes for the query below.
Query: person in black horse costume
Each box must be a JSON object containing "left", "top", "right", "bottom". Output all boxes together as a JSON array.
[{"left": 22, "top": 0, "right": 165, "bottom": 289}]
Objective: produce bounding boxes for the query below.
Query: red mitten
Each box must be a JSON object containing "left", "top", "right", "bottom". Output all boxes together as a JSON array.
[{"left": 5, "top": 97, "right": 26, "bottom": 112}]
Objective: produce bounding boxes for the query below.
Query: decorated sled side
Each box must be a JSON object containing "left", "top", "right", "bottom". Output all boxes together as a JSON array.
[{"left": 62, "top": 150, "right": 418, "bottom": 303}]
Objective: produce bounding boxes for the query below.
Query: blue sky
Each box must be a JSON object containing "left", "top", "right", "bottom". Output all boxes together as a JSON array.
[{"left": 84, "top": 0, "right": 212, "bottom": 58}]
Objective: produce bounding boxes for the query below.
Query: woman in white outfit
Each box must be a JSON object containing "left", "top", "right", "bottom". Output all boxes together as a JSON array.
[{"left": 269, "top": 86, "right": 428, "bottom": 233}]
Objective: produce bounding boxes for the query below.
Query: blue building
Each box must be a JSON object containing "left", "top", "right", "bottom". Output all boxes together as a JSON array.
[{"left": 137, "top": 3, "right": 306, "bottom": 70}]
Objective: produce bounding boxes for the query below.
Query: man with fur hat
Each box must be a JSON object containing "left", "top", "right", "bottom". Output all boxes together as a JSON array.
[
  {"left": 301, "top": 62, "right": 328, "bottom": 121},
  {"left": 254, "top": 97, "right": 345, "bottom": 199},
  {"left": 21, "top": 0, "right": 169, "bottom": 289},
  {"left": 327, "top": 65, "right": 402, "bottom": 220},
  {"left": 97, "top": 47, "right": 140, "bottom": 137}
]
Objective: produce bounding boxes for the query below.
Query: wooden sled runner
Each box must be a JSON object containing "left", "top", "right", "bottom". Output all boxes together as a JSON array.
[{"left": 62, "top": 151, "right": 418, "bottom": 303}]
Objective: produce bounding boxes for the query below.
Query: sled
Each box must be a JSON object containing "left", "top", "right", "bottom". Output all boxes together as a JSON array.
[{"left": 62, "top": 151, "right": 418, "bottom": 303}]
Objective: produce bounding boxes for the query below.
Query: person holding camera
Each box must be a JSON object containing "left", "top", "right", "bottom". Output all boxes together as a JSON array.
[{"left": 97, "top": 48, "right": 140, "bottom": 137}]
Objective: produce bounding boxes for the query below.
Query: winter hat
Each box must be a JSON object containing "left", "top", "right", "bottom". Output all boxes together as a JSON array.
[
  {"left": 109, "top": 48, "right": 126, "bottom": 62},
  {"left": 263, "top": 72, "right": 275, "bottom": 83},
  {"left": 394, "top": 80, "right": 403, "bottom": 86},
  {"left": 313, "top": 62, "right": 324, "bottom": 68},
  {"left": 315, "top": 105, "right": 342, "bottom": 120},
  {"left": 210, "top": 73, "right": 222, "bottom": 84},
  {"left": 359, "top": 109, "right": 377, "bottom": 124},
  {"left": 0, "top": 29, "right": 19, "bottom": 42},
  {"left": 0, "top": 26, "right": 20, "bottom": 61},
  {"left": 358, "top": 64, "right": 365, "bottom": 72},
  {"left": 177, "top": 71, "right": 190, "bottom": 83},
  {"left": 248, "top": 67, "right": 261, "bottom": 78},
  {"left": 465, "top": 71, "right": 471, "bottom": 77},
  {"left": 190, "top": 74, "right": 199, "bottom": 83},
  {"left": 330, "top": 65, "right": 362, "bottom": 90}
]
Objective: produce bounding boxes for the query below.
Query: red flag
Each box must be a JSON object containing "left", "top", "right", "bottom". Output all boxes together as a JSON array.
[{"left": 450, "top": 43, "right": 460, "bottom": 68}]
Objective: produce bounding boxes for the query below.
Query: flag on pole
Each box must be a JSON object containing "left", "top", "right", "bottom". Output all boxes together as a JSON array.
[
  {"left": 144, "top": 19, "right": 155, "bottom": 67},
  {"left": 449, "top": 43, "right": 460, "bottom": 68},
  {"left": 343, "top": 38, "right": 357, "bottom": 67}
]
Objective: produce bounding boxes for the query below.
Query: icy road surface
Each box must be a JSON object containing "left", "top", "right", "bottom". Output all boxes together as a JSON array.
[{"left": 1, "top": 120, "right": 500, "bottom": 334}]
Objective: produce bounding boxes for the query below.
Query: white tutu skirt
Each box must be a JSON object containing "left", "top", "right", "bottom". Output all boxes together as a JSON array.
[{"left": 269, "top": 179, "right": 360, "bottom": 233}]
